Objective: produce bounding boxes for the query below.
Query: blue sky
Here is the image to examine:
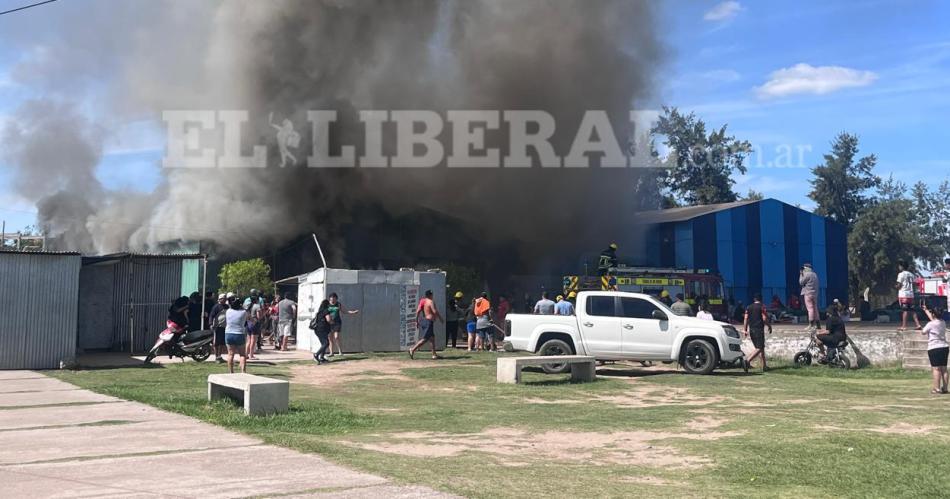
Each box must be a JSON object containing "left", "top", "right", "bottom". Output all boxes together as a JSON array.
[
  {"left": 2, "top": 0, "right": 949, "bottom": 232},
  {"left": 657, "top": 0, "right": 950, "bottom": 207}
]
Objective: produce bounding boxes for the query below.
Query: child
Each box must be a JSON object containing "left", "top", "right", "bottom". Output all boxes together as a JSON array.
[{"left": 922, "top": 305, "right": 948, "bottom": 394}]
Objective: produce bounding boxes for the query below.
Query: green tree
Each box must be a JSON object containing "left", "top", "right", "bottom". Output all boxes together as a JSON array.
[
  {"left": 650, "top": 106, "right": 752, "bottom": 206},
  {"left": 218, "top": 258, "right": 272, "bottom": 297},
  {"left": 848, "top": 179, "right": 927, "bottom": 300},
  {"left": 911, "top": 180, "right": 950, "bottom": 271},
  {"left": 743, "top": 189, "right": 765, "bottom": 201},
  {"left": 808, "top": 133, "right": 879, "bottom": 229},
  {"left": 438, "top": 263, "right": 483, "bottom": 300}
]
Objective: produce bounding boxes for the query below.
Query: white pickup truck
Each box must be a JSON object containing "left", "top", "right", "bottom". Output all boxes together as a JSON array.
[{"left": 503, "top": 291, "right": 745, "bottom": 375}]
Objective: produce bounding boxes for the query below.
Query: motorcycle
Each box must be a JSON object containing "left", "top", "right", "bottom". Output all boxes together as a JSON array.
[
  {"left": 144, "top": 321, "right": 214, "bottom": 364},
  {"left": 793, "top": 333, "right": 851, "bottom": 369}
]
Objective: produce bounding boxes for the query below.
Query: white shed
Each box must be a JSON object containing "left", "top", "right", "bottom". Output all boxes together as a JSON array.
[{"left": 293, "top": 268, "right": 446, "bottom": 353}]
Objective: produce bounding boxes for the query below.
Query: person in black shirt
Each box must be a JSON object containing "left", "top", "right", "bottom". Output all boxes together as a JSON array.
[
  {"left": 817, "top": 302, "right": 848, "bottom": 362},
  {"left": 309, "top": 299, "right": 333, "bottom": 365},
  {"left": 743, "top": 293, "right": 772, "bottom": 372},
  {"left": 186, "top": 292, "right": 204, "bottom": 332},
  {"left": 168, "top": 296, "right": 189, "bottom": 331}
]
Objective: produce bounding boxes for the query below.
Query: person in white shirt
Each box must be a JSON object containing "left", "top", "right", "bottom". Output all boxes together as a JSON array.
[
  {"left": 921, "top": 304, "right": 948, "bottom": 394},
  {"left": 533, "top": 292, "right": 556, "bottom": 315},
  {"left": 896, "top": 261, "right": 922, "bottom": 331},
  {"left": 224, "top": 296, "right": 248, "bottom": 374},
  {"left": 696, "top": 303, "right": 715, "bottom": 321}
]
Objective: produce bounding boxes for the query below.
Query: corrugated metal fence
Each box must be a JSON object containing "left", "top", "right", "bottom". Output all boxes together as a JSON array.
[
  {"left": 78, "top": 254, "right": 199, "bottom": 353},
  {"left": 0, "top": 252, "right": 81, "bottom": 369}
]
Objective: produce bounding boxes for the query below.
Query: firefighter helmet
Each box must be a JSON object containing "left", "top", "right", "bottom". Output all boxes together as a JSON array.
[{"left": 609, "top": 243, "right": 618, "bottom": 250}]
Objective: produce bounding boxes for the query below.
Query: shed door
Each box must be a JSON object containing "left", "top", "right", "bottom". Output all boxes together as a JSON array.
[
  {"left": 361, "top": 284, "right": 401, "bottom": 352},
  {"left": 77, "top": 264, "right": 116, "bottom": 350}
]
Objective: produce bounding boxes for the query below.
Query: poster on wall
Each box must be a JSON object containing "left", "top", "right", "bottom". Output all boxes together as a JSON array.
[{"left": 400, "top": 285, "right": 419, "bottom": 350}]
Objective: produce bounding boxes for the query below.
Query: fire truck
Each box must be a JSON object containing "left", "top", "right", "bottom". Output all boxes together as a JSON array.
[
  {"left": 563, "top": 266, "right": 729, "bottom": 321},
  {"left": 917, "top": 271, "right": 950, "bottom": 310}
]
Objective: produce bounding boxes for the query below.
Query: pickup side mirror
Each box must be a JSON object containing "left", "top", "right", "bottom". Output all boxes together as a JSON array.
[{"left": 652, "top": 309, "right": 668, "bottom": 321}]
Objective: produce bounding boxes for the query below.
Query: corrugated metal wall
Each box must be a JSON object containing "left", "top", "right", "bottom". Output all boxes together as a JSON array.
[
  {"left": 643, "top": 199, "right": 848, "bottom": 308},
  {"left": 78, "top": 255, "right": 192, "bottom": 353},
  {"left": 295, "top": 269, "right": 446, "bottom": 353},
  {"left": 0, "top": 252, "right": 81, "bottom": 369}
]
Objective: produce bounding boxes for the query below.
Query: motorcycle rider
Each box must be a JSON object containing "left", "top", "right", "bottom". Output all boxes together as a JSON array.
[
  {"left": 164, "top": 296, "right": 190, "bottom": 358},
  {"left": 816, "top": 302, "right": 848, "bottom": 363},
  {"left": 167, "top": 296, "right": 189, "bottom": 335}
]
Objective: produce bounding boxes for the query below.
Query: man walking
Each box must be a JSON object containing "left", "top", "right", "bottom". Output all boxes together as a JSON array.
[
  {"left": 409, "top": 290, "right": 443, "bottom": 360},
  {"left": 800, "top": 263, "right": 821, "bottom": 332},
  {"left": 743, "top": 293, "right": 772, "bottom": 372},
  {"left": 671, "top": 293, "right": 693, "bottom": 317},
  {"left": 897, "top": 261, "right": 922, "bottom": 331},
  {"left": 533, "top": 292, "right": 556, "bottom": 315},
  {"left": 277, "top": 292, "right": 297, "bottom": 351}
]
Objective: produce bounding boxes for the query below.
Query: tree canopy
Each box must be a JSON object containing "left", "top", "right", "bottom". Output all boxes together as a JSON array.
[
  {"left": 808, "top": 133, "right": 879, "bottom": 229},
  {"left": 650, "top": 106, "right": 752, "bottom": 206},
  {"left": 218, "top": 258, "right": 272, "bottom": 297}
]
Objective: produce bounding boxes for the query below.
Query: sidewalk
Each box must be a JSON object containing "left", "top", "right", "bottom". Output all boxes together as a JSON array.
[{"left": 0, "top": 370, "right": 453, "bottom": 498}]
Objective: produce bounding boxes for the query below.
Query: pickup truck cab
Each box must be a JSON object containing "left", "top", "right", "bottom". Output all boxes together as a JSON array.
[{"left": 504, "top": 291, "right": 745, "bottom": 375}]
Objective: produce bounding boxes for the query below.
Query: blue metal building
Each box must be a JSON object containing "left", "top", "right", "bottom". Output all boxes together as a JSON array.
[{"left": 634, "top": 199, "right": 848, "bottom": 308}]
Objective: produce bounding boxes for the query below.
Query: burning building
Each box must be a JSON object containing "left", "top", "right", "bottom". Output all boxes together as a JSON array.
[{"left": 2, "top": 1, "right": 664, "bottom": 281}]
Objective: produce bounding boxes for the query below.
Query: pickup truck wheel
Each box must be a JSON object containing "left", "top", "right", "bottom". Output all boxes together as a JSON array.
[
  {"left": 681, "top": 339, "right": 718, "bottom": 375},
  {"left": 537, "top": 339, "right": 573, "bottom": 374}
]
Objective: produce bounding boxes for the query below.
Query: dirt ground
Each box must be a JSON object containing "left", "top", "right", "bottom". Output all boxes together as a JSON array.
[
  {"left": 343, "top": 417, "right": 741, "bottom": 469},
  {"left": 290, "top": 357, "right": 483, "bottom": 388}
]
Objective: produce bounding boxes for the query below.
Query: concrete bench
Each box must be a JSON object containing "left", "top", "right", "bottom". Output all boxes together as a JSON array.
[
  {"left": 208, "top": 373, "right": 289, "bottom": 416},
  {"left": 496, "top": 355, "right": 596, "bottom": 384}
]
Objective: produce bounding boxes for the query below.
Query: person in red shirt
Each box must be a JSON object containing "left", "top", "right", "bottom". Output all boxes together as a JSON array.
[{"left": 496, "top": 295, "right": 511, "bottom": 324}]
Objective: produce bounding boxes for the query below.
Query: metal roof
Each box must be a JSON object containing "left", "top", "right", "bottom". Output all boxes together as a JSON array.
[
  {"left": 82, "top": 252, "right": 205, "bottom": 264},
  {"left": 0, "top": 249, "right": 81, "bottom": 255},
  {"left": 635, "top": 199, "right": 763, "bottom": 224}
]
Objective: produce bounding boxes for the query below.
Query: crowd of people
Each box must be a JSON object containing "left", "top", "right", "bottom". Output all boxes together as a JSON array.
[
  {"left": 167, "top": 289, "right": 298, "bottom": 373},
  {"left": 166, "top": 257, "right": 950, "bottom": 390}
]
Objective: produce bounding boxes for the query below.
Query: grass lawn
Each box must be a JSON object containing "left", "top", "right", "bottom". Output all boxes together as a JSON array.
[{"left": 50, "top": 352, "right": 950, "bottom": 498}]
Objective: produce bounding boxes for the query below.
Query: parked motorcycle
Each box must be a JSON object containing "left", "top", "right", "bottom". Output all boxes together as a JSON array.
[
  {"left": 793, "top": 333, "right": 851, "bottom": 369},
  {"left": 144, "top": 321, "right": 214, "bottom": 364}
]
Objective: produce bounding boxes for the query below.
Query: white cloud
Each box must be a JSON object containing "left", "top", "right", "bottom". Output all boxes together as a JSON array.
[
  {"left": 704, "top": 1, "right": 742, "bottom": 22},
  {"left": 755, "top": 63, "right": 878, "bottom": 99}
]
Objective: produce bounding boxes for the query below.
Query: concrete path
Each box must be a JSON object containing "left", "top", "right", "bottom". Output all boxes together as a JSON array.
[{"left": 0, "top": 371, "right": 454, "bottom": 498}]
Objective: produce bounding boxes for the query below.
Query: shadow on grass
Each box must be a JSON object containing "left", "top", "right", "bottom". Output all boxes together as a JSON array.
[
  {"left": 66, "top": 363, "right": 166, "bottom": 372},
  {"left": 519, "top": 378, "right": 608, "bottom": 386},
  {"left": 594, "top": 367, "right": 761, "bottom": 379}
]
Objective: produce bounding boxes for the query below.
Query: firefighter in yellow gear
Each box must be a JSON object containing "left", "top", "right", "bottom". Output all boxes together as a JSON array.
[{"left": 598, "top": 243, "right": 619, "bottom": 276}]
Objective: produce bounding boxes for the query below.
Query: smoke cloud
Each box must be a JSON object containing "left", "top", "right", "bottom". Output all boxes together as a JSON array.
[{"left": 2, "top": 0, "right": 663, "bottom": 273}]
